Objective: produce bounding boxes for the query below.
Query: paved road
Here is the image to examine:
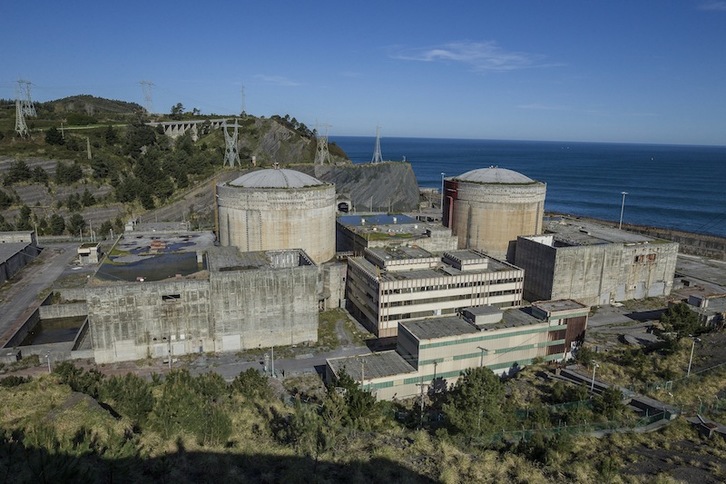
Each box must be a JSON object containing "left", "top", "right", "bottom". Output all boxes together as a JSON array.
[
  {"left": 0, "top": 242, "right": 79, "bottom": 345},
  {"left": 188, "top": 344, "right": 371, "bottom": 381}
]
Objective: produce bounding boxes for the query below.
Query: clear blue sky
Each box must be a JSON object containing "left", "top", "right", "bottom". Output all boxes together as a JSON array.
[{"left": 3, "top": 1, "right": 725, "bottom": 145}]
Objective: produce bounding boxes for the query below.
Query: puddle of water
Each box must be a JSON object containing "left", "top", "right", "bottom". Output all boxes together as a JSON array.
[
  {"left": 20, "top": 316, "right": 85, "bottom": 346},
  {"left": 97, "top": 252, "right": 205, "bottom": 282}
]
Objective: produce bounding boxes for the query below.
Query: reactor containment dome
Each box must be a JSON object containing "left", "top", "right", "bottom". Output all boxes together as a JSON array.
[
  {"left": 442, "top": 166, "right": 546, "bottom": 261},
  {"left": 216, "top": 168, "right": 336, "bottom": 264}
]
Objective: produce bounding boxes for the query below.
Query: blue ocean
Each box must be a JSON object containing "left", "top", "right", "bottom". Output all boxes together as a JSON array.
[{"left": 331, "top": 137, "right": 726, "bottom": 238}]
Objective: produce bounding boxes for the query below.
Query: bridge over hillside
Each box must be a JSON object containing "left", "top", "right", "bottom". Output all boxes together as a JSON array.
[{"left": 146, "top": 118, "right": 229, "bottom": 139}]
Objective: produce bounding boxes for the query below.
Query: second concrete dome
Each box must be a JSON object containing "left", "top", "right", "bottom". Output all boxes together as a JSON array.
[
  {"left": 443, "top": 166, "right": 546, "bottom": 261},
  {"left": 217, "top": 168, "right": 336, "bottom": 264}
]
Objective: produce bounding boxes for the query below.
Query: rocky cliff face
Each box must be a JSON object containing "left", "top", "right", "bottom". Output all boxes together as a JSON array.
[{"left": 296, "top": 162, "right": 420, "bottom": 212}]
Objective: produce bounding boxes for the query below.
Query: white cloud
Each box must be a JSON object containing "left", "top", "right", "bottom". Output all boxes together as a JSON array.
[
  {"left": 254, "top": 74, "right": 300, "bottom": 87},
  {"left": 699, "top": 1, "right": 726, "bottom": 10},
  {"left": 394, "top": 41, "right": 549, "bottom": 71}
]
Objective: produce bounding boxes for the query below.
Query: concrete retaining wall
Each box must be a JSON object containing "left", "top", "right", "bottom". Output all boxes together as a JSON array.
[{"left": 39, "top": 302, "right": 88, "bottom": 319}]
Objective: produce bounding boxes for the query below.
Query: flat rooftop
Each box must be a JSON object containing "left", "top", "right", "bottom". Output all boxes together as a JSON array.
[
  {"left": 339, "top": 214, "right": 418, "bottom": 227},
  {"left": 327, "top": 350, "right": 416, "bottom": 381},
  {"left": 206, "top": 247, "right": 313, "bottom": 272},
  {"left": 337, "top": 213, "right": 448, "bottom": 241},
  {"left": 368, "top": 246, "right": 435, "bottom": 261},
  {"left": 0, "top": 242, "right": 31, "bottom": 264},
  {"left": 351, "top": 251, "right": 519, "bottom": 282},
  {"left": 538, "top": 218, "right": 664, "bottom": 246},
  {"left": 93, "top": 232, "right": 214, "bottom": 283},
  {"left": 402, "top": 308, "right": 544, "bottom": 341},
  {"left": 533, "top": 299, "right": 589, "bottom": 314}
]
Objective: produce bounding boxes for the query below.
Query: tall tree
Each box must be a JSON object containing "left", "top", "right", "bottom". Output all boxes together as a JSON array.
[
  {"left": 45, "top": 127, "right": 65, "bottom": 145},
  {"left": 443, "top": 367, "right": 510, "bottom": 442},
  {"left": 67, "top": 213, "right": 87, "bottom": 236},
  {"left": 49, "top": 214, "right": 65, "bottom": 235},
  {"left": 660, "top": 302, "right": 701, "bottom": 340}
]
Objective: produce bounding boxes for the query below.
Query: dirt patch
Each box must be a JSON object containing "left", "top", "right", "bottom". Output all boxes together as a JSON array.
[{"left": 624, "top": 438, "right": 725, "bottom": 482}]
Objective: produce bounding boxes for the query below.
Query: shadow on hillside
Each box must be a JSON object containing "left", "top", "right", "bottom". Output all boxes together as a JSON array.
[{"left": 0, "top": 431, "right": 437, "bottom": 483}]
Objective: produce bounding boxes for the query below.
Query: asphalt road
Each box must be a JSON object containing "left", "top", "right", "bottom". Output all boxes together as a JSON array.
[
  {"left": 0, "top": 242, "right": 79, "bottom": 344},
  {"left": 187, "top": 344, "right": 372, "bottom": 381}
]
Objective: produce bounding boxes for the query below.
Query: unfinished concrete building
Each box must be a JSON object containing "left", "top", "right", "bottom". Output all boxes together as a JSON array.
[
  {"left": 216, "top": 168, "right": 336, "bottom": 264},
  {"left": 443, "top": 167, "right": 546, "bottom": 261},
  {"left": 85, "top": 231, "right": 318, "bottom": 363},
  {"left": 346, "top": 247, "right": 523, "bottom": 338},
  {"left": 515, "top": 219, "right": 679, "bottom": 306}
]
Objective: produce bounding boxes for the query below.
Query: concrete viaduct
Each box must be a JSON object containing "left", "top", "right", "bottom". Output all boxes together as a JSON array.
[{"left": 146, "top": 119, "right": 230, "bottom": 140}]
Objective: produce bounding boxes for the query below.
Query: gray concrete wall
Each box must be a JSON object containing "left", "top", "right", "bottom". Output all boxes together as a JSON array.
[
  {"left": 0, "top": 245, "right": 39, "bottom": 284},
  {"left": 55, "top": 288, "right": 88, "bottom": 302},
  {"left": 2, "top": 308, "right": 39, "bottom": 348},
  {"left": 209, "top": 264, "right": 318, "bottom": 350},
  {"left": 323, "top": 262, "right": 347, "bottom": 310},
  {"left": 515, "top": 236, "right": 557, "bottom": 302},
  {"left": 516, "top": 236, "right": 678, "bottom": 306},
  {"left": 39, "top": 302, "right": 87, "bottom": 319},
  {"left": 87, "top": 280, "right": 212, "bottom": 363}
]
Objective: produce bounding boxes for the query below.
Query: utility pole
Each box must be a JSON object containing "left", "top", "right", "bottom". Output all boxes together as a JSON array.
[
  {"left": 590, "top": 363, "right": 600, "bottom": 392},
  {"left": 415, "top": 377, "right": 428, "bottom": 428},
  {"left": 687, "top": 337, "right": 700, "bottom": 377}
]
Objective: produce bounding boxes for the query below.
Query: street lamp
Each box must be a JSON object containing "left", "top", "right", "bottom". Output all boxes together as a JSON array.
[
  {"left": 687, "top": 337, "right": 701, "bottom": 377},
  {"left": 477, "top": 347, "right": 489, "bottom": 368},
  {"left": 618, "top": 192, "right": 628, "bottom": 230},
  {"left": 590, "top": 363, "right": 600, "bottom": 392},
  {"left": 440, "top": 173, "right": 445, "bottom": 212}
]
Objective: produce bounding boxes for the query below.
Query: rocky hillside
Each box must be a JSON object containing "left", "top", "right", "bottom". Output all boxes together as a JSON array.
[{"left": 301, "top": 162, "right": 420, "bottom": 212}]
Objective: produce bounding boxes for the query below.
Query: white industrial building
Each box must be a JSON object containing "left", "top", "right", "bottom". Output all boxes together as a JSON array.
[
  {"left": 346, "top": 247, "right": 524, "bottom": 338},
  {"left": 327, "top": 300, "right": 589, "bottom": 400}
]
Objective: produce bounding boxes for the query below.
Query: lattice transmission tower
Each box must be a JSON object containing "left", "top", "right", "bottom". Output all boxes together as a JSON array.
[
  {"left": 371, "top": 125, "right": 383, "bottom": 163},
  {"left": 139, "top": 80, "right": 154, "bottom": 114},
  {"left": 315, "top": 122, "right": 332, "bottom": 165},
  {"left": 15, "top": 80, "right": 36, "bottom": 137},
  {"left": 223, "top": 119, "right": 241, "bottom": 167}
]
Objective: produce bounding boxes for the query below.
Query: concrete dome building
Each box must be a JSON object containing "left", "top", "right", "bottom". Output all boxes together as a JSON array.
[
  {"left": 442, "top": 167, "right": 546, "bottom": 261},
  {"left": 216, "top": 168, "right": 336, "bottom": 264}
]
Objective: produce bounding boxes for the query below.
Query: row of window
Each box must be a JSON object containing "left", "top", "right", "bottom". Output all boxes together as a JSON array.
[
  {"left": 382, "top": 289, "right": 522, "bottom": 308},
  {"left": 382, "top": 277, "right": 523, "bottom": 295}
]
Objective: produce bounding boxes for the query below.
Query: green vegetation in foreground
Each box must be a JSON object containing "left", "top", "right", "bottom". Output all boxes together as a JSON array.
[{"left": 1, "top": 352, "right": 725, "bottom": 482}]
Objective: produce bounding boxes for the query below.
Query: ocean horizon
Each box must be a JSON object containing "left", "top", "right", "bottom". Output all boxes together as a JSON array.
[{"left": 331, "top": 136, "right": 726, "bottom": 239}]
